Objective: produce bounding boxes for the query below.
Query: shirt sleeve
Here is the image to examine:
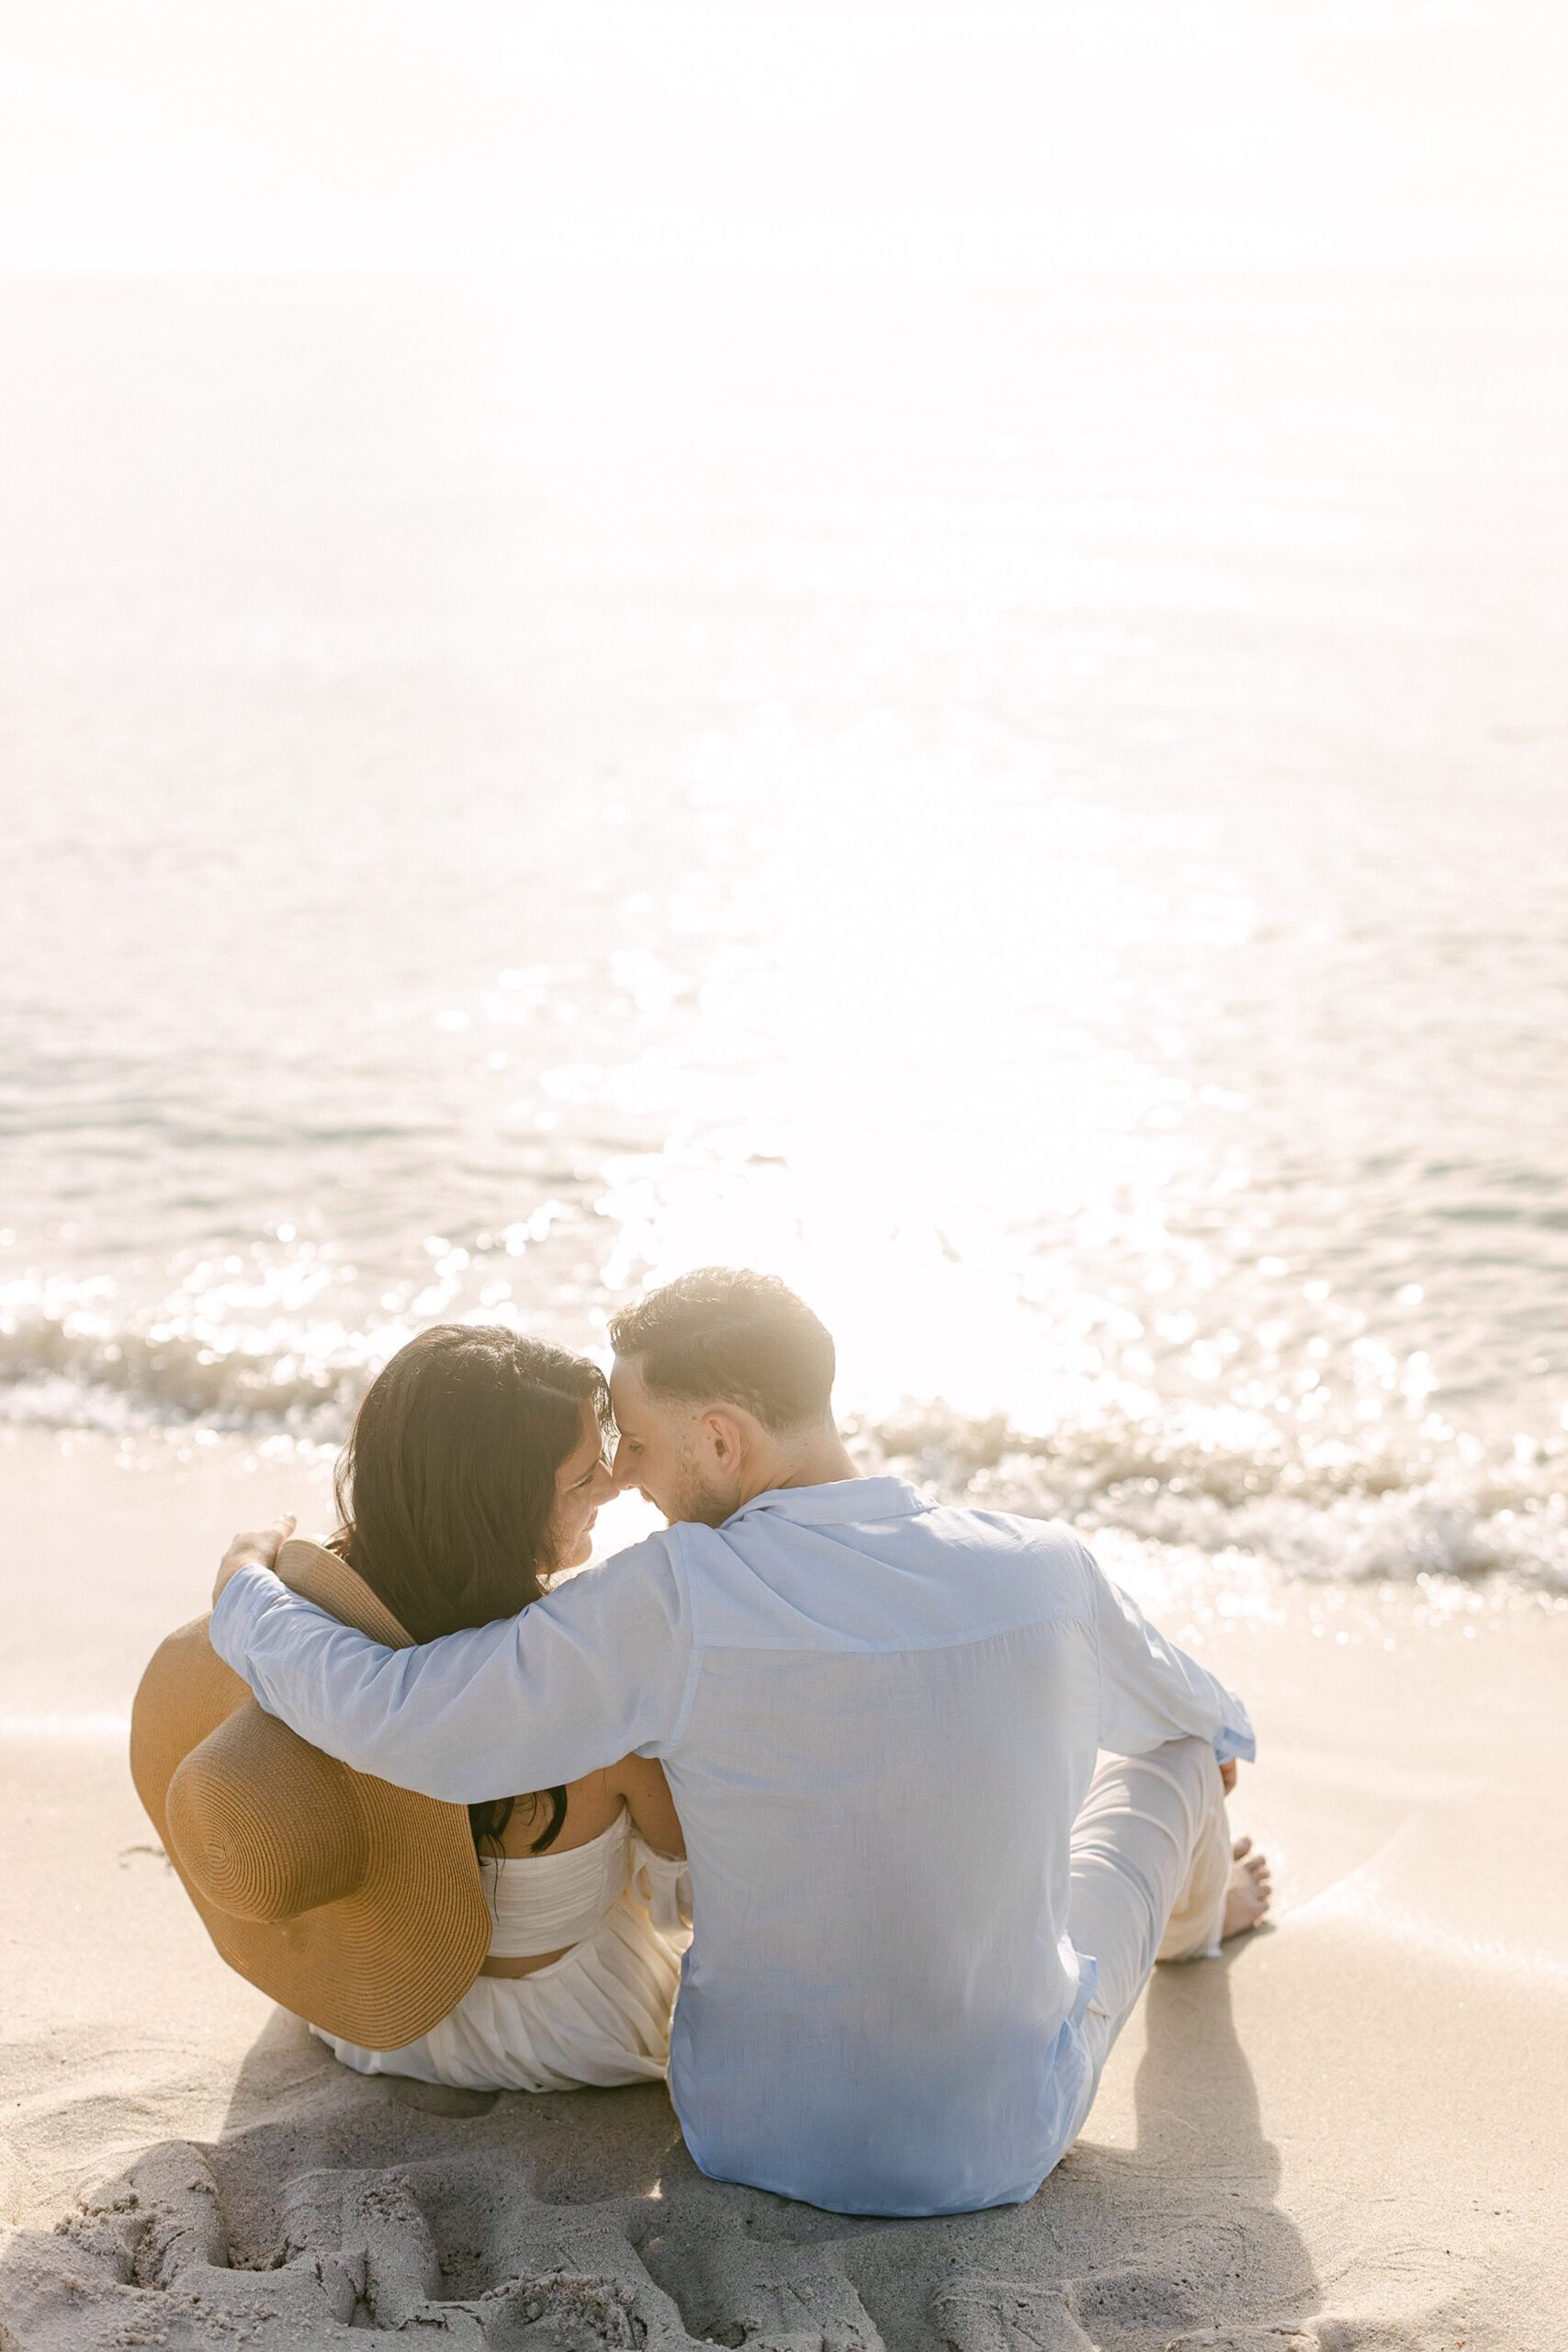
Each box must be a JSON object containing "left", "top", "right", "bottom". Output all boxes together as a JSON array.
[
  {"left": 1080, "top": 1541, "right": 1257, "bottom": 1766},
  {"left": 630, "top": 1836, "right": 694, "bottom": 1936},
  {"left": 207, "top": 1535, "right": 694, "bottom": 1803}
]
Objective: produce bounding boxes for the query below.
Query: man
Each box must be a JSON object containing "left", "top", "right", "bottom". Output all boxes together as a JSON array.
[{"left": 211, "top": 1268, "right": 1269, "bottom": 2218}]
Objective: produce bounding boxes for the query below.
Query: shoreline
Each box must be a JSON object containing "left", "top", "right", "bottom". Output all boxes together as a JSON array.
[{"left": 3, "top": 1425, "right": 1565, "bottom": 2348}]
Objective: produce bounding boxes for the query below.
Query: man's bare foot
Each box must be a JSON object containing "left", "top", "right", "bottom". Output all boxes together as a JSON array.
[{"left": 1222, "top": 1834, "right": 1272, "bottom": 1939}]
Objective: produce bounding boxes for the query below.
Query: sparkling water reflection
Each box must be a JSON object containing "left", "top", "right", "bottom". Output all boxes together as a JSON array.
[{"left": 1, "top": 271, "right": 1563, "bottom": 1592}]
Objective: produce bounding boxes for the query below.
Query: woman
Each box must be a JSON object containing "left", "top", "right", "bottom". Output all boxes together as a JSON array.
[{"left": 311, "top": 1323, "right": 689, "bottom": 2094}]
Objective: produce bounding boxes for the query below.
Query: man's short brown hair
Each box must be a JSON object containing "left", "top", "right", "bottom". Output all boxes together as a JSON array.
[{"left": 608, "top": 1269, "right": 836, "bottom": 1433}]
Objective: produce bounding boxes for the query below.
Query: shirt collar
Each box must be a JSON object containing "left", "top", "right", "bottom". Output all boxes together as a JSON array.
[{"left": 724, "top": 1476, "right": 930, "bottom": 1530}]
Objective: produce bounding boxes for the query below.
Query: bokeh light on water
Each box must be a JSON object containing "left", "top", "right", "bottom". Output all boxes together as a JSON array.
[{"left": 1, "top": 8, "right": 1564, "bottom": 1599}]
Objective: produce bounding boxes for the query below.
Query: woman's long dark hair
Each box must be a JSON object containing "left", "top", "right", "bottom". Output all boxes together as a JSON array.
[{"left": 333, "top": 1324, "right": 610, "bottom": 1858}]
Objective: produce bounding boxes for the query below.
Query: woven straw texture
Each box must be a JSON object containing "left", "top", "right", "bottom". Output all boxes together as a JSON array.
[{"left": 130, "top": 1538, "right": 491, "bottom": 2049}]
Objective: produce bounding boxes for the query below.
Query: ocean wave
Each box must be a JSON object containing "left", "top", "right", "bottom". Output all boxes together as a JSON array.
[
  {"left": 4, "top": 1317, "right": 1563, "bottom": 1593},
  {"left": 854, "top": 1405, "right": 1568, "bottom": 1591},
  {"left": 0, "top": 1318, "right": 367, "bottom": 1438}
]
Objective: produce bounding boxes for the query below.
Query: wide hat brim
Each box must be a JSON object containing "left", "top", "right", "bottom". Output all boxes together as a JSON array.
[{"left": 130, "top": 1539, "right": 491, "bottom": 2050}]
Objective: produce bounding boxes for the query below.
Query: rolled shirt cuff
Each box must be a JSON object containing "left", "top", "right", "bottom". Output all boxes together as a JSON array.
[
  {"left": 1213, "top": 1713, "right": 1257, "bottom": 1768},
  {"left": 209, "top": 1561, "right": 287, "bottom": 1681},
  {"left": 631, "top": 1836, "right": 693, "bottom": 1935}
]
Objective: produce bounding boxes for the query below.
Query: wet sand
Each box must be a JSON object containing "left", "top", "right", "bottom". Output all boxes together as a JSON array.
[{"left": 3, "top": 1426, "right": 1565, "bottom": 2349}]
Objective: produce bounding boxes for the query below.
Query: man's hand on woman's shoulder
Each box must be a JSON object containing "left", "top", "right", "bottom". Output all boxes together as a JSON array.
[{"left": 213, "top": 1514, "right": 296, "bottom": 1608}]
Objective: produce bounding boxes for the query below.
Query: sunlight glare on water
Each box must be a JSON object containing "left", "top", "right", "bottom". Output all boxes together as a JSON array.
[{"left": 1, "top": 3, "right": 1565, "bottom": 1599}]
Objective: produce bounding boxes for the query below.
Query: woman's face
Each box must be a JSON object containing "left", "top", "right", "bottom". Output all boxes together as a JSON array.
[{"left": 548, "top": 1400, "right": 617, "bottom": 1571}]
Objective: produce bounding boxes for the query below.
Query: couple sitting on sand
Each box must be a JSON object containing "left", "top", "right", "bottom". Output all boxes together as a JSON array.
[{"left": 135, "top": 1267, "right": 1270, "bottom": 2220}]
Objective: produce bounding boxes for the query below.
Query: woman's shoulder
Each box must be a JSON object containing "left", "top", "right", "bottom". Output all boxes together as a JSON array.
[
  {"left": 494, "top": 1760, "right": 682, "bottom": 1861},
  {"left": 495, "top": 1768, "right": 622, "bottom": 1858}
]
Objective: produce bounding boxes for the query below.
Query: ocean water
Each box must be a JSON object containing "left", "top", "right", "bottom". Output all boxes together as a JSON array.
[{"left": 3, "top": 270, "right": 1564, "bottom": 1595}]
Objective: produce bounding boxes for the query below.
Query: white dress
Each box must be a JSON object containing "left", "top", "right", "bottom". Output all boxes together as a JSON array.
[{"left": 314, "top": 1809, "right": 691, "bottom": 2093}]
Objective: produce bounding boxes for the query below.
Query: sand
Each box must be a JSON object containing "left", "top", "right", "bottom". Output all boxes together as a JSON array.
[{"left": 3, "top": 1425, "right": 1565, "bottom": 2351}]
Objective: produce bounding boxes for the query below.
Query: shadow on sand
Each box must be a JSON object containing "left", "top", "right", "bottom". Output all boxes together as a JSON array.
[
  {"left": 807, "top": 1942, "right": 1325, "bottom": 2351},
  {"left": 0, "top": 1944, "right": 1334, "bottom": 2351}
]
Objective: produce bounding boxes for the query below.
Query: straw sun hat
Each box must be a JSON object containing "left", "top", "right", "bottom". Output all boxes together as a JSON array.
[{"left": 130, "top": 1537, "right": 491, "bottom": 2050}]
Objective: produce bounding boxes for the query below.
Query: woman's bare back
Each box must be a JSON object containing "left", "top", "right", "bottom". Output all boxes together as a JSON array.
[{"left": 479, "top": 1755, "right": 684, "bottom": 1978}]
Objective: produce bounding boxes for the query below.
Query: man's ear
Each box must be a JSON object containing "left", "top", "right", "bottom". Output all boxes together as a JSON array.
[{"left": 701, "top": 1408, "right": 746, "bottom": 1468}]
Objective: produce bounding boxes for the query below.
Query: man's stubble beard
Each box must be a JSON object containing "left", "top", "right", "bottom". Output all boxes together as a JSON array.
[{"left": 663, "top": 1461, "right": 742, "bottom": 1530}]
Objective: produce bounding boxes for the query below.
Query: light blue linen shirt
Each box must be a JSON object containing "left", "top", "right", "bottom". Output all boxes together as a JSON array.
[{"left": 210, "top": 1476, "right": 1254, "bottom": 2216}]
